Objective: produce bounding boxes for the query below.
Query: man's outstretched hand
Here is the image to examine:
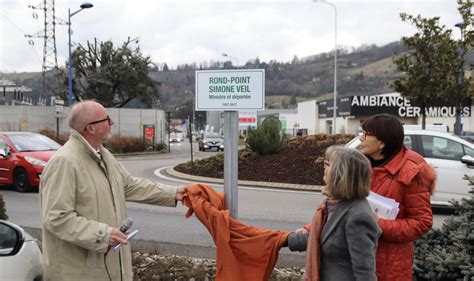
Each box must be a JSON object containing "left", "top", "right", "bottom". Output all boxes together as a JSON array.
[{"left": 175, "top": 186, "right": 187, "bottom": 201}]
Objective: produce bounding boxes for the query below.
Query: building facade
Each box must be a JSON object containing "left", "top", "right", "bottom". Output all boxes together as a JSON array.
[{"left": 306, "top": 93, "right": 473, "bottom": 135}]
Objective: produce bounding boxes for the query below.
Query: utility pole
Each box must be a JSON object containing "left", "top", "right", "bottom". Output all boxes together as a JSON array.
[
  {"left": 188, "top": 116, "right": 194, "bottom": 168},
  {"left": 166, "top": 111, "right": 171, "bottom": 152},
  {"left": 26, "top": 0, "right": 60, "bottom": 100}
]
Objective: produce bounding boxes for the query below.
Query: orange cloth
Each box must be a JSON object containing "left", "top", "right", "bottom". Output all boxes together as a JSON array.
[
  {"left": 304, "top": 200, "right": 328, "bottom": 281},
  {"left": 182, "top": 184, "right": 290, "bottom": 281}
]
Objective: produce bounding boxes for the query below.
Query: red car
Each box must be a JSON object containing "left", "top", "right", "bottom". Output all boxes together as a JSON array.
[{"left": 0, "top": 132, "right": 60, "bottom": 192}]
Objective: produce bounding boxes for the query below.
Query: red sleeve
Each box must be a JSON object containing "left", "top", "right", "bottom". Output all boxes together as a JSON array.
[{"left": 378, "top": 179, "right": 432, "bottom": 243}]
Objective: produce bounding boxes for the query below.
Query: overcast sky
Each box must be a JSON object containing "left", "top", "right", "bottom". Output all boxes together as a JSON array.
[{"left": 0, "top": 0, "right": 463, "bottom": 73}]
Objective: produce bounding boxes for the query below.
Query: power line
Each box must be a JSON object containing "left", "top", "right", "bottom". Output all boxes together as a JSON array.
[{"left": 25, "top": 0, "right": 63, "bottom": 100}]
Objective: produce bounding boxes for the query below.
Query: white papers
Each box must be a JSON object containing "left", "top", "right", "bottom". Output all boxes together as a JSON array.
[
  {"left": 367, "top": 191, "right": 399, "bottom": 220},
  {"left": 113, "top": 229, "right": 140, "bottom": 252}
]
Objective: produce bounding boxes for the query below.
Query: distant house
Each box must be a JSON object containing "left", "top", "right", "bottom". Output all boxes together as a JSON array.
[{"left": 0, "top": 79, "right": 35, "bottom": 106}]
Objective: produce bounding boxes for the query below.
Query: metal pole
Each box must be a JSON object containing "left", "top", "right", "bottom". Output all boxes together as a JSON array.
[
  {"left": 167, "top": 111, "right": 171, "bottom": 153},
  {"left": 67, "top": 5, "right": 93, "bottom": 107},
  {"left": 189, "top": 116, "right": 194, "bottom": 168},
  {"left": 313, "top": 0, "right": 337, "bottom": 134},
  {"left": 56, "top": 112, "right": 59, "bottom": 137},
  {"left": 192, "top": 91, "right": 196, "bottom": 132},
  {"left": 455, "top": 26, "right": 465, "bottom": 136},
  {"left": 67, "top": 9, "right": 73, "bottom": 108},
  {"left": 224, "top": 111, "right": 239, "bottom": 218},
  {"left": 193, "top": 100, "right": 196, "bottom": 132},
  {"left": 333, "top": 4, "right": 337, "bottom": 135}
]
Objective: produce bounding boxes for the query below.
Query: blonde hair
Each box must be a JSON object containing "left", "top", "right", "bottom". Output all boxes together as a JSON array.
[{"left": 325, "top": 146, "right": 371, "bottom": 200}]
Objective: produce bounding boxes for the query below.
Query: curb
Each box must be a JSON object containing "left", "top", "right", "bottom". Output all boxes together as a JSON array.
[
  {"left": 114, "top": 151, "right": 167, "bottom": 157},
  {"left": 167, "top": 167, "right": 322, "bottom": 192}
]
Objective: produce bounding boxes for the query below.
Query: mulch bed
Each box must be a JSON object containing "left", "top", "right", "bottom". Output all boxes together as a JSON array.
[
  {"left": 132, "top": 252, "right": 305, "bottom": 280},
  {"left": 175, "top": 134, "right": 355, "bottom": 185}
]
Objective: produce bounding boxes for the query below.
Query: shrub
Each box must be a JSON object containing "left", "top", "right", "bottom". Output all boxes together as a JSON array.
[
  {"left": 0, "top": 194, "right": 7, "bottom": 220},
  {"left": 39, "top": 129, "right": 168, "bottom": 153},
  {"left": 38, "top": 128, "right": 69, "bottom": 145},
  {"left": 105, "top": 135, "right": 148, "bottom": 153},
  {"left": 153, "top": 143, "right": 167, "bottom": 152},
  {"left": 413, "top": 175, "right": 474, "bottom": 280},
  {"left": 245, "top": 119, "right": 284, "bottom": 155}
]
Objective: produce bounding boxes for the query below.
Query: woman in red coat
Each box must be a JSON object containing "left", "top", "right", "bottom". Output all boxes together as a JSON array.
[{"left": 360, "top": 114, "right": 436, "bottom": 281}]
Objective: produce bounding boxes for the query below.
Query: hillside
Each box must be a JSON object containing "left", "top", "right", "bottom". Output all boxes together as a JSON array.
[
  {"left": 2, "top": 41, "right": 407, "bottom": 110},
  {"left": 152, "top": 41, "right": 407, "bottom": 110}
]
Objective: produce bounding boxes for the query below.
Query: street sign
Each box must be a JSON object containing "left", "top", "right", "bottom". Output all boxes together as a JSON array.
[
  {"left": 55, "top": 99, "right": 64, "bottom": 113},
  {"left": 238, "top": 111, "right": 257, "bottom": 129},
  {"left": 195, "top": 69, "right": 265, "bottom": 111},
  {"left": 144, "top": 125, "right": 155, "bottom": 139},
  {"left": 195, "top": 69, "right": 265, "bottom": 219},
  {"left": 55, "top": 99, "right": 65, "bottom": 105}
]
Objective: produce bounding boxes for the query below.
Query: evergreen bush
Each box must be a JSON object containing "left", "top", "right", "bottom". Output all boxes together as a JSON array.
[
  {"left": 245, "top": 118, "right": 284, "bottom": 155},
  {"left": 0, "top": 194, "right": 8, "bottom": 220},
  {"left": 413, "top": 175, "right": 474, "bottom": 280}
]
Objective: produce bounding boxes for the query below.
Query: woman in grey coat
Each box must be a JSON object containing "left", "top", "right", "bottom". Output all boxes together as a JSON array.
[{"left": 299, "top": 146, "right": 381, "bottom": 281}]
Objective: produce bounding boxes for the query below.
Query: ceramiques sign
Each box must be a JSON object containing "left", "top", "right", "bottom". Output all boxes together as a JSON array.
[{"left": 318, "top": 95, "right": 472, "bottom": 118}]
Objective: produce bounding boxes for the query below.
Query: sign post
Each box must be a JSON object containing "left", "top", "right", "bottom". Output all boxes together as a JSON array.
[
  {"left": 196, "top": 69, "right": 265, "bottom": 218},
  {"left": 224, "top": 111, "right": 239, "bottom": 217},
  {"left": 55, "top": 98, "right": 64, "bottom": 137}
]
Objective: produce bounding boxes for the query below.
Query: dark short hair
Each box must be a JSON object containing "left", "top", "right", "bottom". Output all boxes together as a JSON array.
[{"left": 361, "top": 114, "right": 404, "bottom": 157}]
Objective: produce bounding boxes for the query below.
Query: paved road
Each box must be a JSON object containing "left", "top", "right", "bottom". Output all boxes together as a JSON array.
[{"left": 0, "top": 140, "right": 452, "bottom": 263}]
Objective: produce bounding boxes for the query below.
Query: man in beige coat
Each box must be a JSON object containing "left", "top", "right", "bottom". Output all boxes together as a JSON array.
[{"left": 40, "top": 101, "right": 186, "bottom": 281}]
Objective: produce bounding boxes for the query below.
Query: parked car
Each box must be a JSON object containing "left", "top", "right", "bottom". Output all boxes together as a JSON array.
[
  {"left": 198, "top": 132, "right": 224, "bottom": 151},
  {"left": 345, "top": 129, "right": 474, "bottom": 207},
  {"left": 0, "top": 132, "right": 60, "bottom": 192},
  {"left": 169, "top": 132, "right": 184, "bottom": 143},
  {"left": 0, "top": 220, "right": 43, "bottom": 281}
]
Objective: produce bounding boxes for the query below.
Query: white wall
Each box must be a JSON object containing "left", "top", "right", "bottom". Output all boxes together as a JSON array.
[
  {"left": 0, "top": 105, "right": 168, "bottom": 144},
  {"left": 298, "top": 100, "right": 317, "bottom": 134},
  {"left": 279, "top": 113, "right": 299, "bottom": 130}
]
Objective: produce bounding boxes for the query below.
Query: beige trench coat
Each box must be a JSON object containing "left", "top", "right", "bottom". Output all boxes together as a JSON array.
[{"left": 40, "top": 130, "right": 178, "bottom": 281}]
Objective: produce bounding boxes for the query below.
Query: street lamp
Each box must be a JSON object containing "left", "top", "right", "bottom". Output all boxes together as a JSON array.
[
  {"left": 68, "top": 2, "right": 93, "bottom": 108},
  {"left": 222, "top": 53, "right": 239, "bottom": 67},
  {"left": 185, "top": 90, "right": 196, "bottom": 132},
  {"left": 313, "top": 0, "right": 337, "bottom": 134},
  {"left": 454, "top": 20, "right": 465, "bottom": 136}
]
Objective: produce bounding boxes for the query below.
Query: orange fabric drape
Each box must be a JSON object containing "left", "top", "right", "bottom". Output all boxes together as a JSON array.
[
  {"left": 304, "top": 200, "right": 328, "bottom": 281},
  {"left": 182, "top": 184, "right": 291, "bottom": 281}
]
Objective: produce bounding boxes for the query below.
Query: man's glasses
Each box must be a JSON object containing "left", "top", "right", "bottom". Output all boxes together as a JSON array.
[
  {"left": 358, "top": 131, "right": 374, "bottom": 141},
  {"left": 84, "top": 116, "right": 112, "bottom": 131},
  {"left": 323, "top": 159, "right": 330, "bottom": 168}
]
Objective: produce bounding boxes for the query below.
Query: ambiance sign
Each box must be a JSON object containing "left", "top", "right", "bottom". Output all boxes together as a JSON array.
[{"left": 318, "top": 95, "right": 471, "bottom": 118}]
